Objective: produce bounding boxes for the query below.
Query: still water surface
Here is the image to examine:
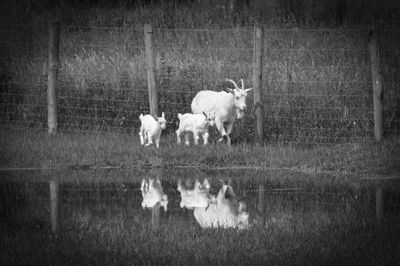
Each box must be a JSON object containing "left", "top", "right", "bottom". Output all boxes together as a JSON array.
[{"left": 2, "top": 167, "right": 399, "bottom": 232}]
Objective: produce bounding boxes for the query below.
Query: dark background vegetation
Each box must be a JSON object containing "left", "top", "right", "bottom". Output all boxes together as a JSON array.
[{"left": 2, "top": 0, "right": 400, "bottom": 27}]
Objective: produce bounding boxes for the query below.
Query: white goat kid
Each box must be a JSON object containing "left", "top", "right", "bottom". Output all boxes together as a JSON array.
[
  {"left": 140, "top": 178, "right": 168, "bottom": 211},
  {"left": 177, "top": 178, "right": 216, "bottom": 209},
  {"left": 176, "top": 112, "right": 216, "bottom": 145},
  {"left": 191, "top": 78, "right": 252, "bottom": 145},
  {"left": 138, "top": 112, "right": 166, "bottom": 148},
  {"left": 193, "top": 183, "right": 249, "bottom": 229}
]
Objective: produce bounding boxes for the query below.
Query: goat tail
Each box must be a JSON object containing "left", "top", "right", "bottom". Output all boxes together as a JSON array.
[
  {"left": 177, "top": 113, "right": 183, "bottom": 120},
  {"left": 139, "top": 113, "right": 144, "bottom": 121}
]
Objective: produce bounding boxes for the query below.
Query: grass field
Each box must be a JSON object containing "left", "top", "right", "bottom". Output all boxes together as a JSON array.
[
  {"left": 1, "top": 128, "right": 399, "bottom": 176},
  {"left": 2, "top": 209, "right": 399, "bottom": 265}
]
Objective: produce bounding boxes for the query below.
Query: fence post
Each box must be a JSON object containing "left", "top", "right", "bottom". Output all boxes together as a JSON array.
[
  {"left": 369, "top": 28, "right": 383, "bottom": 142},
  {"left": 47, "top": 21, "right": 60, "bottom": 135},
  {"left": 144, "top": 24, "right": 159, "bottom": 116},
  {"left": 252, "top": 25, "right": 264, "bottom": 145}
]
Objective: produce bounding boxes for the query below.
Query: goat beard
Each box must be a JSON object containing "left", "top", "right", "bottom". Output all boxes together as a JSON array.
[{"left": 236, "top": 109, "right": 245, "bottom": 119}]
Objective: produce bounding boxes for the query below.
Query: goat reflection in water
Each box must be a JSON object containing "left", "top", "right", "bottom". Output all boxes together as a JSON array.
[
  {"left": 177, "top": 178, "right": 216, "bottom": 209},
  {"left": 178, "top": 179, "right": 249, "bottom": 229},
  {"left": 140, "top": 178, "right": 168, "bottom": 211}
]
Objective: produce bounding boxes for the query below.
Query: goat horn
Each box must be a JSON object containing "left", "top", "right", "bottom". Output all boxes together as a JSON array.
[
  {"left": 240, "top": 79, "right": 244, "bottom": 90},
  {"left": 225, "top": 78, "right": 239, "bottom": 90}
]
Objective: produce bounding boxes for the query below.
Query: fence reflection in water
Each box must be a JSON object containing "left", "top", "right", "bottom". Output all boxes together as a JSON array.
[{"left": 1, "top": 171, "right": 399, "bottom": 233}]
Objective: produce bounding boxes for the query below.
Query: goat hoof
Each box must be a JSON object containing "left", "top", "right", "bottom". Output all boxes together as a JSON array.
[{"left": 217, "top": 136, "right": 229, "bottom": 143}]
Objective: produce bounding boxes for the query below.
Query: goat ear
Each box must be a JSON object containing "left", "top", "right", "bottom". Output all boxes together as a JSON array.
[
  {"left": 245, "top": 88, "right": 253, "bottom": 92},
  {"left": 226, "top": 87, "right": 235, "bottom": 94},
  {"left": 140, "top": 178, "right": 146, "bottom": 191},
  {"left": 153, "top": 178, "right": 161, "bottom": 187},
  {"left": 203, "top": 178, "right": 210, "bottom": 189},
  {"left": 161, "top": 112, "right": 165, "bottom": 118},
  {"left": 238, "top": 201, "right": 247, "bottom": 212}
]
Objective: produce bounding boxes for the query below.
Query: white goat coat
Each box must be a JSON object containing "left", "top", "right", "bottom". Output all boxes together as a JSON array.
[
  {"left": 176, "top": 113, "right": 215, "bottom": 145},
  {"left": 139, "top": 113, "right": 166, "bottom": 148},
  {"left": 192, "top": 91, "right": 238, "bottom": 122},
  {"left": 191, "top": 90, "right": 247, "bottom": 145},
  {"left": 193, "top": 184, "right": 249, "bottom": 229}
]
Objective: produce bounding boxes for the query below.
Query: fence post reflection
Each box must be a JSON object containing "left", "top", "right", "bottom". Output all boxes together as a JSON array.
[
  {"left": 376, "top": 187, "right": 385, "bottom": 221},
  {"left": 258, "top": 183, "right": 266, "bottom": 225},
  {"left": 151, "top": 203, "right": 161, "bottom": 228},
  {"left": 49, "top": 180, "right": 60, "bottom": 233}
]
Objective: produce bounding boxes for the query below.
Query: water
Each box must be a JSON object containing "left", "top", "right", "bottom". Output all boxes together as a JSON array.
[
  {"left": 2, "top": 168, "right": 399, "bottom": 231},
  {"left": 1, "top": 168, "right": 400, "bottom": 264}
]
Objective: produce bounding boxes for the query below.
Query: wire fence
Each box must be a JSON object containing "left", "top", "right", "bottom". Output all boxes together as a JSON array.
[{"left": 0, "top": 24, "right": 399, "bottom": 143}]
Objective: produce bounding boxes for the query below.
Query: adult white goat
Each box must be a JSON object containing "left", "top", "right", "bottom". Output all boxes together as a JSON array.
[
  {"left": 138, "top": 112, "right": 166, "bottom": 148},
  {"left": 193, "top": 182, "right": 249, "bottom": 229},
  {"left": 140, "top": 178, "right": 168, "bottom": 212},
  {"left": 191, "top": 78, "right": 252, "bottom": 145},
  {"left": 176, "top": 112, "right": 216, "bottom": 145},
  {"left": 177, "top": 178, "right": 216, "bottom": 209}
]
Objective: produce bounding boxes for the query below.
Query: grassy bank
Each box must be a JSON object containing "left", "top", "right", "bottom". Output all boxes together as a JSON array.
[
  {"left": 2, "top": 211, "right": 399, "bottom": 265},
  {"left": 1, "top": 128, "right": 399, "bottom": 175}
]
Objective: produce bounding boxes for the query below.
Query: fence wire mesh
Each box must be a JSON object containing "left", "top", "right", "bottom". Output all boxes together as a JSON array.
[{"left": 0, "top": 24, "right": 399, "bottom": 143}]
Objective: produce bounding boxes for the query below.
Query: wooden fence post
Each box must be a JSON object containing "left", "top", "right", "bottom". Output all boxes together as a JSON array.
[
  {"left": 252, "top": 25, "right": 264, "bottom": 145},
  {"left": 144, "top": 24, "right": 159, "bottom": 116},
  {"left": 47, "top": 21, "right": 60, "bottom": 135},
  {"left": 369, "top": 28, "right": 383, "bottom": 142}
]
